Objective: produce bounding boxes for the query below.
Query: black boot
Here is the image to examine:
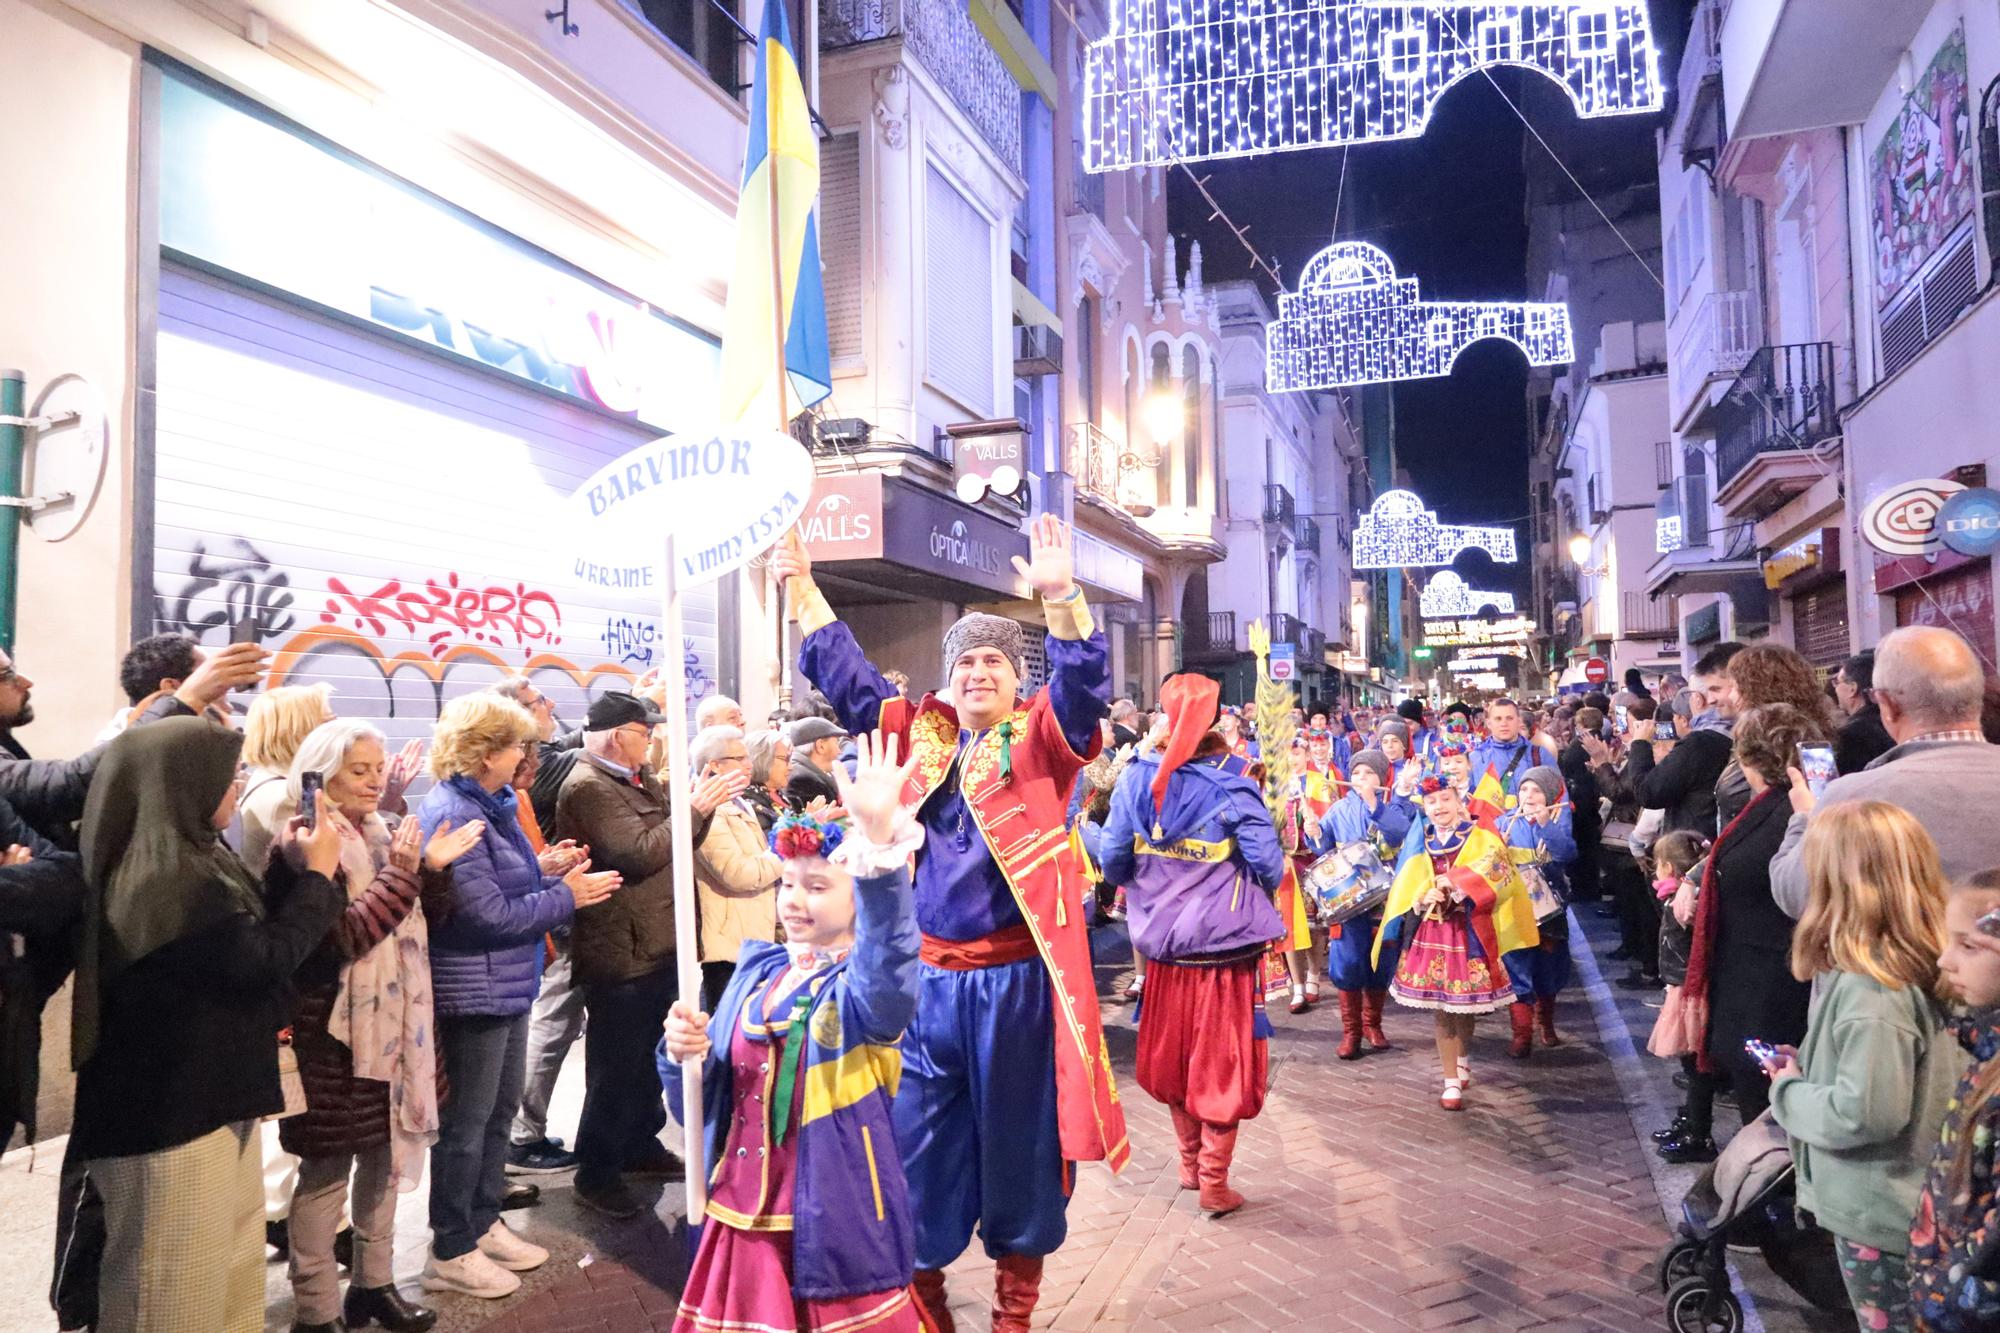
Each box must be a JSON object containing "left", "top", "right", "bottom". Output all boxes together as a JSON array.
[
  {"left": 1657, "top": 1131, "right": 1719, "bottom": 1164},
  {"left": 344, "top": 1283, "right": 438, "bottom": 1333},
  {"left": 266, "top": 1218, "right": 290, "bottom": 1259},
  {"left": 334, "top": 1226, "right": 354, "bottom": 1269},
  {"left": 1651, "top": 1113, "right": 1695, "bottom": 1144}
]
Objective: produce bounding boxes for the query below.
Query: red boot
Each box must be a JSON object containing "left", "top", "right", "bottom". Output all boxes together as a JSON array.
[
  {"left": 1537, "top": 995, "right": 1563, "bottom": 1046},
  {"left": 1507, "top": 1000, "right": 1535, "bottom": 1059},
  {"left": 992, "top": 1254, "right": 1043, "bottom": 1333},
  {"left": 1336, "top": 989, "right": 1364, "bottom": 1060},
  {"left": 1362, "top": 989, "right": 1392, "bottom": 1049},
  {"left": 911, "top": 1268, "right": 954, "bottom": 1333},
  {"left": 1197, "top": 1122, "right": 1245, "bottom": 1217},
  {"left": 1170, "top": 1105, "right": 1202, "bottom": 1189}
]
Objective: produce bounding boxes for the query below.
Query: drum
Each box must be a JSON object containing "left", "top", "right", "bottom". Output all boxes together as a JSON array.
[
  {"left": 1306, "top": 840, "right": 1393, "bottom": 925},
  {"left": 1518, "top": 863, "right": 1566, "bottom": 924}
]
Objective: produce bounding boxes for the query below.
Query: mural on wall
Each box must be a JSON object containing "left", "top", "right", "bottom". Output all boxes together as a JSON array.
[{"left": 1871, "top": 25, "right": 1974, "bottom": 309}]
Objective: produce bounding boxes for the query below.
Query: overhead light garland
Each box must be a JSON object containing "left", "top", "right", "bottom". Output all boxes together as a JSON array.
[
  {"left": 1419, "top": 571, "right": 1516, "bottom": 618},
  {"left": 1083, "top": 1, "right": 1664, "bottom": 173},
  {"left": 1267, "top": 241, "right": 1573, "bottom": 390},
  {"left": 1352, "top": 489, "right": 1517, "bottom": 569}
]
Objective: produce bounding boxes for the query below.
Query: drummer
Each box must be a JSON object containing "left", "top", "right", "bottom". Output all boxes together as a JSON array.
[
  {"left": 1497, "top": 767, "right": 1576, "bottom": 1060},
  {"left": 1278, "top": 735, "right": 1342, "bottom": 1015},
  {"left": 1309, "top": 750, "right": 1418, "bottom": 1060}
]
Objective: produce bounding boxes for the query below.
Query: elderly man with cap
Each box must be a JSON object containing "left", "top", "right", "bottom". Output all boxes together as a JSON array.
[
  {"left": 552, "top": 691, "right": 745, "bottom": 1219},
  {"left": 1309, "top": 748, "right": 1419, "bottom": 1058},
  {"left": 771, "top": 515, "right": 1119, "bottom": 1333},
  {"left": 784, "top": 716, "right": 847, "bottom": 809}
]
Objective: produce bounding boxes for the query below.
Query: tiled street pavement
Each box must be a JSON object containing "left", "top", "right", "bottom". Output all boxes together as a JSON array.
[{"left": 0, "top": 908, "right": 1850, "bottom": 1332}]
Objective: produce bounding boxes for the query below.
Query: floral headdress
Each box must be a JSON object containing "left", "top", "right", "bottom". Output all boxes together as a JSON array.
[
  {"left": 1433, "top": 739, "right": 1469, "bottom": 760},
  {"left": 1416, "top": 775, "right": 1453, "bottom": 796},
  {"left": 769, "top": 809, "right": 848, "bottom": 861}
]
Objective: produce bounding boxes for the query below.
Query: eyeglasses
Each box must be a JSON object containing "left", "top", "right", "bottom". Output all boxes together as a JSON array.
[
  {"left": 523, "top": 694, "right": 551, "bottom": 710},
  {"left": 617, "top": 725, "right": 653, "bottom": 740}
]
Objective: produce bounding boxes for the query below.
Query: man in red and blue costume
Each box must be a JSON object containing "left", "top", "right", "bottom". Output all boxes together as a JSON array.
[{"left": 772, "top": 517, "right": 1124, "bottom": 1333}]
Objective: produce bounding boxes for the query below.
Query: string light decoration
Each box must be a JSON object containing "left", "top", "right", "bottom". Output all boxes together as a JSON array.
[
  {"left": 1351, "top": 489, "right": 1517, "bottom": 569},
  {"left": 1266, "top": 241, "right": 1573, "bottom": 390},
  {"left": 1083, "top": 1, "right": 1664, "bottom": 173},
  {"left": 1446, "top": 655, "right": 1502, "bottom": 671},
  {"left": 1419, "top": 571, "right": 1516, "bottom": 618}
]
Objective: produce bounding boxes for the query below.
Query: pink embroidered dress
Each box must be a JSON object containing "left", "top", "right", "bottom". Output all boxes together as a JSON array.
[{"left": 1388, "top": 823, "right": 1516, "bottom": 1014}]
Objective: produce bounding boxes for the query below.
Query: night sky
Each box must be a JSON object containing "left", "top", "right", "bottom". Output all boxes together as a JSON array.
[{"left": 1168, "top": 0, "right": 1695, "bottom": 602}]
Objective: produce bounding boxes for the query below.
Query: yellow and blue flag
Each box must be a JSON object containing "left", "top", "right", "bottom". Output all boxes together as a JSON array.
[{"left": 718, "top": 0, "right": 832, "bottom": 427}]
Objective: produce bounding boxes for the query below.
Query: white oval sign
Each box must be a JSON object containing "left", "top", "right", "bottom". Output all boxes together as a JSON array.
[
  {"left": 1860, "top": 477, "right": 1965, "bottom": 557},
  {"left": 568, "top": 427, "right": 815, "bottom": 590}
]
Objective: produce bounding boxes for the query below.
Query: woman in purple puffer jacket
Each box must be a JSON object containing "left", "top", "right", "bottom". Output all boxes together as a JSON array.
[{"left": 415, "top": 694, "right": 620, "bottom": 1300}]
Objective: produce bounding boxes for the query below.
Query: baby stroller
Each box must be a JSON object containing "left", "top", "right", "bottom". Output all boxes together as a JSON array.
[{"left": 1655, "top": 1112, "right": 1851, "bottom": 1332}]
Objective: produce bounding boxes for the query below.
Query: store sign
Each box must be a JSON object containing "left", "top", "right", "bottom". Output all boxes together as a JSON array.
[
  {"left": 1937, "top": 487, "right": 2000, "bottom": 557},
  {"left": 1071, "top": 529, "right": 1146, "bottom": 602},
  {"left": 1583, "top": 657, "right": 1609, "bottom": 685},
  {"left": 1860, "top": 478, "right": 1966, "bottom": 555},
  {"left": 798, "top": 473, "right": 886, "bottom": 560},
  {"left": 948, "top": 420, "right": 1028, "bottom": 503},
  {"left": 568, "top": 428, "right": 813, "bottom": 586},
  {"left": 158, "top": 70, "right": 718, "bottom": 434},
  {"left": 1421, "top": 615, "right": 1536, "bottom": 648},
  {"left": 1447, "top": 655, "right": 1499, "bottom": 671}
]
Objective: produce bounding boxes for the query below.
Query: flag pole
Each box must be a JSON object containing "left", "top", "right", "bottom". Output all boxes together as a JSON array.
[
  {"left": 766, "top": 39, "right": 795, "bottom": 713},
  {"left": 664, "top": 533, "right": 707, "bottom": 1223}
]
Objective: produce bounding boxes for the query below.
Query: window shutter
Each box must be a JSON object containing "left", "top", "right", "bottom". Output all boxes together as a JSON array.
[
  {"left": 925, "top": 165, "right": 994, "bottom": 414},
  {"left": 822, "top": 133, "right": 863, "bottom": 363}
]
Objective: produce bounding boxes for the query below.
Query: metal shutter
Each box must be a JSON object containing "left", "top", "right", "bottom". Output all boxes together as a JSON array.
[
  {"left": 925, "top": 164, "right": 995, "bottom": 414},
  {"left": 1896, "top": 562, "right": 1998, "bottom": 671},
  {"left": 822, "top": 132, "right": 864, "bottom": 363},
  {"left": 1788, "top": 580, "right": 1850, "bottom": 669},
  {"left": 151, "top": 264, "right": 722, "bottom": 759}
]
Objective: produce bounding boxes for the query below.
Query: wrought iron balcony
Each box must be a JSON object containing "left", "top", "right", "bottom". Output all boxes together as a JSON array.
[
  {"left": 821, "top": 0, "right": 1022, "bottom": 174},
  {"left": 1184, "top": 610, "right": 1237, "bottom": 664},
  {"left": 1295, "top": 516, "right": 1321, "bottom": 555},
  {"left": 1265, "top": 613, "right": 1306, "bottom": 652},
  {"left": 1262, "top": 484, "right": 1295, "bottom": 529},
  {"left": 1714, "top": 342, "right": 1838, "bottom": 490},
  {"left": 1066, "top": 422, "right": 1153, "bottom": 515}
]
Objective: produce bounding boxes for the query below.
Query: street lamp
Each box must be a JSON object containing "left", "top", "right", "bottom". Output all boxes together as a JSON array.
[
  {"left": 1141, "top": 390, "right": 1183, "bottom": 446},
  {"left": 1568, "top": 532, "right": 1610, "bottom": 579}
]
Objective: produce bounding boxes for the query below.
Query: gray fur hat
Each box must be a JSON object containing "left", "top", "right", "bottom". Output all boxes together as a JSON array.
[
  {"left": 942, "top": 612, "right": 1025, "bottom": 679},
  {"left": 1348, "top": 749, "right": 1392, "bottom": 785},
  {"left": 1375, "top": 719, "right": 1411, "bottom": 746},
  {"left": 1520, "top": 765, "right": 1564, "bottom": 807}
]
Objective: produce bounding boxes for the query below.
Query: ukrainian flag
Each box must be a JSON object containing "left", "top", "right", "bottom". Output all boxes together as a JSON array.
[{"left": 718, "top": 0, "right": 832, "bottom": 427}]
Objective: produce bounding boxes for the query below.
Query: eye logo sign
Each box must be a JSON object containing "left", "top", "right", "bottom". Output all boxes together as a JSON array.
[
  {"left": 1860, "top": 478, "right": 1967, "bottom": 556},
  {"left": 1937, "top": 488, "right": 2000, "bottom": 558}
]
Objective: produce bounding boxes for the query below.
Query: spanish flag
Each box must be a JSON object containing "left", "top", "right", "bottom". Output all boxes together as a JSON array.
[
  {"left": 1467, "top": 767, "right": 1509, "bottom": 831},
  {"left": 718, "top": 0, "right": 832, "bottom": 427},
  {"left": 1370, "top": 820, "right": 1540, "bottom": 968}
]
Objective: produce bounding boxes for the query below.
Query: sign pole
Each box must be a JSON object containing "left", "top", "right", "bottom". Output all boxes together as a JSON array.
[{"left": 663, "top": 532, "right": 707, "bottom": 1222}]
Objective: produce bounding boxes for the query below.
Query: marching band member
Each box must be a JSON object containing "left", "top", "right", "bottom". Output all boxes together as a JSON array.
[
  {"left": 1496, "top": 768, "right": 1576, "bottom": 1058},
  {"left": 1101, "top": 675, "right": 1285, "bottom": 1218},
  {"left": 1311, "top": 750, "right": 1418, "bottom": 1059}
]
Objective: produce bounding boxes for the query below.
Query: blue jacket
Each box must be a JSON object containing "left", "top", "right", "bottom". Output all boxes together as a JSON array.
[
  {"left": 1498, "top": 805, "right": 1576, "bottom": 899},
  {"left": 1469, "top": 735, "right": 1558, "bottom": 800},
  {"left": 1100, "top": 755, "right": 1284, "bottom": 962},
  {"left": 662, "top": 866, "right": 920, "bottom": 1301},
  {"left": 420, "top": 777, "right": 574, "bottom": 1017}
]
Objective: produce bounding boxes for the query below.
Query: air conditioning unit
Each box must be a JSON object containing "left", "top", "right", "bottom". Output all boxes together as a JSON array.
[{"left": 1012, "top": 324, "right": 1063, "bottom": 378}]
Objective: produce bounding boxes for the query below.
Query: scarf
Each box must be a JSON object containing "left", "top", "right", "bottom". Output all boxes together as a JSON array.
[
  {"left": 1681, "top": 785, "right": 1779, "bottom": 1074},
  {"left": 326, "top": 811, "right": 439, "bottom": 1191},
  {"left": 75, "top": 717, "right": 264, "bottom": 1067},
  {"left": 443, "top": 774, "right": 539, "bottom": 874}
]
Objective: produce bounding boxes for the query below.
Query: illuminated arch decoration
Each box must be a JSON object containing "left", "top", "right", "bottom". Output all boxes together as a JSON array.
[
  {"left": 1267, "top": 241, "right": 1573, "bottom": 390},
  {"left": 1419, "top": 571, "right": 1517, "bottom": 618},
  {"left": 1352, "top": 490, "right": 1517, "bottom": 569},
  {"left": 1083, "top": 1, "right": 1664, "bottom": 172}
]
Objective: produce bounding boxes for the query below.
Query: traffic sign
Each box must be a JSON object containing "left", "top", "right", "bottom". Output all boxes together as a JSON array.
[
  {"left": 1583, "top": 657, "right": 1609, "bottom": 685},
  {"left": 1269, "top": 642, "right": 1297, "bottom": 682}
]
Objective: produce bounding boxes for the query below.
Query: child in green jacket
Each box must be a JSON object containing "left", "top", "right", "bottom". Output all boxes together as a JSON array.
[
  {"left": 1766, "top": 801, "right": 1969, "bottom": 1333},
  {"left": 1909, "top": 867, "right": 2000, "bottom": 1331}
]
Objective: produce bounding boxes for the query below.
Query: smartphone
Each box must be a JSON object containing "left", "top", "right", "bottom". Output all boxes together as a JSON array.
[
  {"left": 1743, "top": 1038, "right": 1781, "bottom": 1072},
  {"left": 298, "top": 770, "right": 324, "bottom": 830},
  {"left": 1656, "top": 717, "right": 1677, "bottom": 741},
  {"left": 1798, "top": 745, "right": 1837, "bottom": 800},
  {"left": 1614, "top": 703, "right": 1629, "bottom": 735},
  {"left": 229, "top": 614, "right": 260, "bottom": 645}
]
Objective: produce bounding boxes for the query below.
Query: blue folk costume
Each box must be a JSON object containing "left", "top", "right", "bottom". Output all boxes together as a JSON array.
[
  {"left": 1100, "top": 674, "right": 1285, "bottom": 1216},
  {"left": 1309, "top": 748, "right": 1417, "bottom": 1059},
  {"left": 661, "top": 815, "right": 924, "bottom": 1333},
  {"left": 792, "top": 582, "right": 1115, "bottom": 1333},
  {"left": 1467, "top": 732, "right": 1559, "bottom": 809},
  {"left": 1495, "top": 766, "right": 1574, "bottom": 1056}
]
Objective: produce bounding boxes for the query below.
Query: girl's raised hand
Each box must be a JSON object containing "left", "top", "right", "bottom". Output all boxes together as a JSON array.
[{"left": 833, "top": 730, "right": 919, "bottom": 846}]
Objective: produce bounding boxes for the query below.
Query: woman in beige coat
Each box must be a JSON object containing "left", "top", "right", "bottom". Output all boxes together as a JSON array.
[{"left": 691, "top": 726, "right": 783, "bottom": 1009}]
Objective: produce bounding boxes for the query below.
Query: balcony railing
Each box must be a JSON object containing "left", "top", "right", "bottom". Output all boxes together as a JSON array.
[
  {"left": 1072, "top": 159, "right": 1106, "bottom": 221},
  {"left": 821, "top": 0, "right": 1022, "bottom": 173},
  {"left": 1067, "top": 421, "right": 1154, "bottom": 514},
  {"left": 1295, "top": 516, "right": 1321, "bottom": 554},
  {"left": 1621, "top": 590, "right": 1677, "bottom": 640},
  {"left": 1262, "top": 484, "right": 1295, "bottom": 528},
  {"left": 1714, "top": 342, "right": 1838, "bottom": 489},
  {"left": 1674, "top": 290, "right": 1760, "bottom": 388},
  {"left": 1184, "top": 611, "right": 1236, "bottom": 663}
]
